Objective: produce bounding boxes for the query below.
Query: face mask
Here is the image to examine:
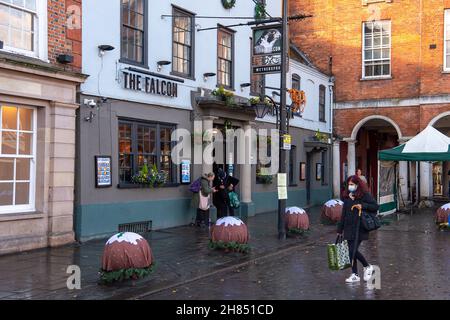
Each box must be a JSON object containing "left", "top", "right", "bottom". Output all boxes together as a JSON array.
[{"left": 348, "top": 185, "right": 357, "bottom": 193}]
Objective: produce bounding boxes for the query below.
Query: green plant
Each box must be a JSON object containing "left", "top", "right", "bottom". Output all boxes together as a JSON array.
[
  {"left": 221, "top": 0, "right": 236, "bottom": 9},
  {"left": 212, "top": 86, "right": 235, "bottom": 107},
  {"left": 208, "top": 240, "right": 250, "bottom": 254},
  {"left": 131, "top": 164, "right": 168, "bottom": 187},
  {"left": 314, "top": 129, "right": 328, "bottom": 142},
  {"left": 256, "top": 168, "right": 273, "bottom": 184},
  {"left": 99, "top": 264, "right": 155, "bottom": 284},
  {"left": 254, "top": 1, "right": 267, "bottom": 20},
  {"left": 249, "top": 96, "right": 261, "bottom": 105}
]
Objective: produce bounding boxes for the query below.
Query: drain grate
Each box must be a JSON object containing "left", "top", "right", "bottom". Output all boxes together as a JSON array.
[{"left": 118, "top": 220, "right": 152, "bottom": 234}]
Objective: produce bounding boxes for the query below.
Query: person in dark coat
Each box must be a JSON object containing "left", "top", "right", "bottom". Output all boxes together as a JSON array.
[
  {"left": 213, "top": 168, "right": 229, "bottom": 219},
  {"left": 338, "top": 175, "right": 379, "bottom": 284}
]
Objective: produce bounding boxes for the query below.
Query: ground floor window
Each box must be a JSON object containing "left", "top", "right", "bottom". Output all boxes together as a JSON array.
[
  {"left": 0, "top": 105, "right": 36, "bottom": 213},
  {"left": 118, "top": 119, "right": 176, "bottom": 185}
]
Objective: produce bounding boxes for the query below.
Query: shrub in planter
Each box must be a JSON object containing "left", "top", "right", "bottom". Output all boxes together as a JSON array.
[
  {"left": 212, "top": 86, "right": 235, "bottom": 107},
  {"left": 131, "top": 164, "right": 167, "bottom": 187}
]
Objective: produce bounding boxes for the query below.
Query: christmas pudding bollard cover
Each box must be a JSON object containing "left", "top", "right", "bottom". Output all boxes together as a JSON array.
[
  {"left": 100, "top": 232, "right": 154, "bottom": 283},
  {"left": 436, "top": 203, "right": 450, "bottom": 224},
  {"left": 209, "top": 217, "right": 250, "bottom": 253},
  {"left": 321, "top": 199, "right": 344, "bottom": 224},
  {"left": 285, "top": 207, "right": 310, "bottom": 235}
]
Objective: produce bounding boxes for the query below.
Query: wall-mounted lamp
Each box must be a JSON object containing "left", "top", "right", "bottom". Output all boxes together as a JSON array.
[
  {"left": 83, "top": 98, "right": 99, "bottom": 122},
  {"left": 203, "top": 72, "right": 216, "bottom": 82},
  {"left": 157, "top": 60, "right": 171, "bottom": 72},
  {"left": 98, "top": 44, "right": 115, "bottom": 57},
  {"left": 272, "top": 91, "right": 280, "bottom": 99},
  {"left": 240, "top": 83, "right": 251, "bottom": 92}
]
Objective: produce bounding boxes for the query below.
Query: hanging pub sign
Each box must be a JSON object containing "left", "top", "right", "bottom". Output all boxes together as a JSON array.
[
  {"left": 95, "top": 156, "right": 112, "bottom": 188},
  {"left": 252, "top": 25, "right": 282, "bottom": 74},
  {"left": 122, "top": 71, "right": 178, "bottom": 98}
]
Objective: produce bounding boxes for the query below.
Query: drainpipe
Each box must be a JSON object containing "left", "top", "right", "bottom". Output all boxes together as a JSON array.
[{"left": 329, "top": 77, "right": 335, "bottom": 197}]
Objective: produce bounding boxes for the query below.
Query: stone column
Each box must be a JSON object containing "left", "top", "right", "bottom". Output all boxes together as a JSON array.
[
  {"left": 240, "top": 122, "right": 256, "bottom": 220},
  {"left": 202, "top": 116, "right": 217, "bottom": 175},
  {"left": 47, "top": 102, "right": 78, "bottom": 247},
  {"left": 420, "top": 162, "right": 432, "bottom": 199},
  {"left": 332, "top": 140, "right": 341, "bottom": 198},
  {"left": 345, "top": 139, "right": 356, "bottom": 179}
]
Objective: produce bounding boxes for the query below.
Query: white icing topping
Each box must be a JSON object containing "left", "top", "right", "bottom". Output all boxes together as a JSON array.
[
  {"left": 215, "top": 216, "right": 244, "bottom": 226},
  {"left": 286, "top": 206, "right": 306, "bottom": 215},
  {"left": 324, "top": 199, "right": 343, "bottom": 207},
  {"left": 106, "top": 232, "right": 144, "bottom": 245},
  {"left": 440, "top": 203, "right": 450, "bottom": 210}
]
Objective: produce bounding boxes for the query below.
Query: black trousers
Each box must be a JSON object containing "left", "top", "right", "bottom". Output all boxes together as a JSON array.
[
  {"left": 196, "top": 209, "right": 210, "bottom": 226},
  {"left": 216, "top": 205, "right": 228, "bottom": 219},
  {"left": 348, "top": 240, "right": 369, "bottom": 275}
]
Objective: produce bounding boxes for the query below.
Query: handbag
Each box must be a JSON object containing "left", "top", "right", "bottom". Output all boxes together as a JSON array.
[
  {"left": 361, "top": 211, "right": 381, "bottom": 232},
  {"left": 327, "top": 235, "right": 352, "bottom": 271},
  {"left": 228, "top": 191, "right": 240, "bottom": 209},
  {"left": 199, "top": 192, "right": 210, "bottom": 211}
]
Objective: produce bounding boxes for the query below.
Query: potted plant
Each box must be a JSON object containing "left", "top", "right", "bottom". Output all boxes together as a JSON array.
[
  {"left": 211, "top": 86, "right": 235, "bottom": 107},
  {"left": 314, "top": 129, "right": 328, "bottom": 142},
  {"left": 131, "top": 164, "right": 168, "bottom": 187},
  {"left": 256, "top": 168, "right": 273, "bottom": 184}
]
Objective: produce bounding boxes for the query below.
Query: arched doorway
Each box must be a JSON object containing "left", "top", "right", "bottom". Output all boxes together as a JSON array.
[
  {"left": 429, "top": 113, "right": 450, "bottom": 199},
  {"left": 348, "top": 116, "right": 402, "bottom": 198}
]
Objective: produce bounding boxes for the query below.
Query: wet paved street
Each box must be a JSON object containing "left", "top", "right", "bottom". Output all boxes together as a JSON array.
[{"left": 0, "top": 206, "right": 448, "bottom": 300}]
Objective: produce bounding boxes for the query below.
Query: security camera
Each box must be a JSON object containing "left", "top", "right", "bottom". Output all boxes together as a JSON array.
[{"left": 83, "top": 99, "right": 97, "bottom": 108}]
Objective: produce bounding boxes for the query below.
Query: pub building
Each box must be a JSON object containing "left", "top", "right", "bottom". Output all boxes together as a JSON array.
[{"left": 75, "top": 0, "right": 333, "bottom": 242}]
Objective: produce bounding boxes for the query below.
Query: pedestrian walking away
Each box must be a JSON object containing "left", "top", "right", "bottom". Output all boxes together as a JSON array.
[
  {"left": 191, "top": 172, "right": 216, "bottom": 227},
  {"left": 338, "top": 175, "right": 379, "bottom": 284}
]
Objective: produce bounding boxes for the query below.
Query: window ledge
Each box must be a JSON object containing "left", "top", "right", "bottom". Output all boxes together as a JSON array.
[
  {"left": 118, "top": 183, "right": 181, "bottom": 189},
  {"left": 442, "top": 70, "right": 450, "bottom": 74},
  {"left": 0, "top": 211, "right": 44, "bottom": 222},
  {"left": 119, "top": 59, "right": 149, "bottom": 70},
  {"left": 360, "top": 76, "right": 392, "bottom": 81},
  {"left": 170, "top": 71, "right": 195, "bottom": 81}
]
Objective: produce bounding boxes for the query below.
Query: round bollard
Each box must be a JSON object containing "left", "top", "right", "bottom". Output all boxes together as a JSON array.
[
  {"left": 210, "top": 217, "right": 250, "bottom": 253},
  {"left": 285, "top": 207, "right": 310, "bottom": 234},
  {"left": 321, "top": 199, "right": 344, "bottom": 224},
  {"left": 436, "top": 203, "right": 450, "bottom": 224},
  {"left": 100, "top": 232, "right": 154, "bottom": 283}
]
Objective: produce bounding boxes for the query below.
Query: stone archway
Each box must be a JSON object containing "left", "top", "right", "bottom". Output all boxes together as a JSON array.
[{"left": 351, "top": 115, "right": 403, "bottom": 141}]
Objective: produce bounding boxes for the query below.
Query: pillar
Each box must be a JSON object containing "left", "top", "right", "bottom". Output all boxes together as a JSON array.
[
  {"left": 332, "top": 140, "right": 341, "bottom": 198},
  {"left": 420, "top": 162, "right": 433, "bottom": 199},
  {"left": 201, "top": 116, "right": 217, "bottom": 175},
  {"left": 345, "top": 139, "right": 356, "bottom": 179},
  {"left": 239, "top": 122, "right": 256, "bottom": 220}
]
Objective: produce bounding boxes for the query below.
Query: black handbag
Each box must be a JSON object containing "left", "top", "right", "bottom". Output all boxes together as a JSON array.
[{"left": 361, "top": 211, "right": 381, "bottom": 232}]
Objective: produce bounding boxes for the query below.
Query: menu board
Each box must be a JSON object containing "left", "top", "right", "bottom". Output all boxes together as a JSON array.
[
  {"left": 181, "top": 160, "right": 191, "bottom": 184},
  {"left": 95, "top": 156, "right": 112, "bottom": 188}
]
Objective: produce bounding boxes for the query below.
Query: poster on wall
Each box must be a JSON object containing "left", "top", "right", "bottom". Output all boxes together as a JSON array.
[
  {"left": 181, "top": 160, "right": 191, "bottom": 184},
  {"left": 252, "top": 25, "right": 282, "bottom": 74},
  {"left": 95, "top": 156, "right": 112, "bottom": 188}
]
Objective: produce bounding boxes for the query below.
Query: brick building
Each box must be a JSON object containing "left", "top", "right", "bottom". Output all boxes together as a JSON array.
[
  {"left": 0, "top": 0, "right": 85, "bottom": 254},
  {"left": 290, "top": 0, "right": 450, "bottom": 207}
]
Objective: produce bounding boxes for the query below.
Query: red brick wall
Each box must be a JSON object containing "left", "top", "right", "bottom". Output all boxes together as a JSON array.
[{"left": 47, "top": 0, "right": 82, "bottom": 72}]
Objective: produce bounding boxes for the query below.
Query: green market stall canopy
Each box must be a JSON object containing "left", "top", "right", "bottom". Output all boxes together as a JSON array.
[{"left": 379, "top": 126, "right": 450, "bottom": 161}]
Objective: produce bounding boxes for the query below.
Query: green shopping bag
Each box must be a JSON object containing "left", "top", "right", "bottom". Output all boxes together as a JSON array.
[{"left": 328, "top": 235, "right": 352, "bottom": 271}]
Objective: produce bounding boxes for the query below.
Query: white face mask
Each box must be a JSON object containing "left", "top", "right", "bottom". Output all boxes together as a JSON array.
[{"left": 348, "top": 185, "right": 357, "bottom": 193}]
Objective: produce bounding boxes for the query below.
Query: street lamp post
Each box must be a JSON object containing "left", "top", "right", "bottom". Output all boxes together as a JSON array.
[{"left": 277, "top": 0, "right": 289, "bottom": 240}]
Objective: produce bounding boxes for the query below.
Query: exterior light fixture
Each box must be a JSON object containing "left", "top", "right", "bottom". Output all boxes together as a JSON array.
[
  {"left": 157, "top": 60, "right": 171, "bottom": 72},
  {"left": 254, "top": 102, "right": 270, "bottom": 119},
  {"left": 240, "top": 83, "right": 251, "bottom": 91},
  {"left": 203, "top": 72, "right": 216, "bottom": 81},
  {"left": 98, "top": 44, "right": 115, "bottom": 57}
]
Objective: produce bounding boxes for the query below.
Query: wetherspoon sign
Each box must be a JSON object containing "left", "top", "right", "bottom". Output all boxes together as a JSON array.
[{"left": 122, "top": 71, "right": 178, "bottom": 98}]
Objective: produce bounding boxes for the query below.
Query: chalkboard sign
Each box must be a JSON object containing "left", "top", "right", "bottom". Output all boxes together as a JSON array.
[{"left": 95, "top": 156, "right": 112, "bottom": 188}]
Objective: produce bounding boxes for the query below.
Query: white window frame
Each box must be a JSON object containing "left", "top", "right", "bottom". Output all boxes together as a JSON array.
[
  {"left": 0, "top": 0, "right": 48, "bottom": 60},
  {"left": 444, "top": 9, "right": 450, "bottom": 71},
  {"left": 0, "top": 105, "right": 37, "bottom": 215},
  {"left": 362, "top": 20, "right": 392, "bottom": 79}
]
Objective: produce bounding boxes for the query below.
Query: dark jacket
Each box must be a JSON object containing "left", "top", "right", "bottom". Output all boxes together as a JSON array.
[{"left": 337, "top": 192, "right": 379, "bottom": 241}]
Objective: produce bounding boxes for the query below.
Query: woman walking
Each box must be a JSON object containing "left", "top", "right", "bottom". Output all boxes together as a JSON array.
[
  {"left": 338, "top": 175, "right": 379, "bottom": 284},
  {"left": 191, "top": 173, "right": 216, "bottom": 227}
]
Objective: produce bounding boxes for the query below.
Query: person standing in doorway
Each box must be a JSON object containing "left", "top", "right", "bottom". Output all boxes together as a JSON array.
[
  {"left": 338, "top": 175, "right": 379, "bottom": 284},
  {"left": 213, "top": 168, "right": 229, "bottom": 219},
  {"left": 356, "top": 168, "right": 368, "bottom": 185}
]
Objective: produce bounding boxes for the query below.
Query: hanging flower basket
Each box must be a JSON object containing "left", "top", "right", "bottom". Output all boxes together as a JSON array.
[
  {"left": 222, "top": 0, "right": 236, "bottom": 10},
  {"left": 131, "top": 164, "right": 167, "bottom": 187}
]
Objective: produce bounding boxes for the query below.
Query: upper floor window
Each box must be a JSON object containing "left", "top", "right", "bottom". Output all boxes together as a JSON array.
[
  {"left": 445, "top": 10, "right": 450, "bottom": 71},
  {"left": 172, "top": 7, "right": 194, "bottom": 78},
  {"left": 292, "top": 74, "right": 301, "bottom": 90},
  {"left": 363, "top": 20, "right": 391, "bottom": 78},
  {"left": 217, "top": 27, "right": 234, "bottom": 89},
  {"left": 319, "top": 85, "right": 326, "bottom": 122},
  {"left": 0, "top": 0, "right": 40, "bottom": 56},
  {"left": 121, "top": 0, "right": 146, "bottom": 65}
]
